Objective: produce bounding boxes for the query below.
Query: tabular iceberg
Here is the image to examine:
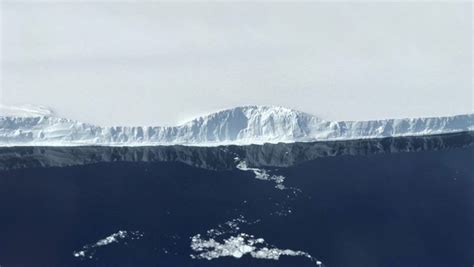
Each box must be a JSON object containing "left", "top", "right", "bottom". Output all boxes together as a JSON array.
[{"left": 0, "top": 105, "right": 473, "bottom": 146}]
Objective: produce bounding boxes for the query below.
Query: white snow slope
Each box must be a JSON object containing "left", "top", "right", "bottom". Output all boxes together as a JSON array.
[{"left": 0, "top": 105, "right": 473, "bottom": 146}]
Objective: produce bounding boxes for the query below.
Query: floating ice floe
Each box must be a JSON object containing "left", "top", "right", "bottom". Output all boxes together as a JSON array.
[
  {"left": 206, "top": 215, "right": 260, "bottom": 238},
  {"left": 190, "top": 233, "right": 318, "bottom": 263},
  {"left": 190, "top": 215, "right": 321, "bottom": 264},
  {"left": 235, "top": 158, "right": 287, "bottom": 190},
  {"left": 73, "top": 230, "right": 144, "bottom": 259}
]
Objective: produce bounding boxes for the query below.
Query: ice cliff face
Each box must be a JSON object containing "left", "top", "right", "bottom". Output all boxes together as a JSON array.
[
  {"left": 2, "top": 132, "right": 471, "bottom": 171},
  {"left": 0, "top": 105, "right": 473, "bottom": 146}
]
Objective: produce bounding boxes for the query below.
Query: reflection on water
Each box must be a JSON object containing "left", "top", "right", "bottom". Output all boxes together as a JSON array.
[
  {"left": 1, "top": 131, "right": 472, "bottom": 171},
  {"left": 0, "top": 132, "right": 472, "bottom": 267}
]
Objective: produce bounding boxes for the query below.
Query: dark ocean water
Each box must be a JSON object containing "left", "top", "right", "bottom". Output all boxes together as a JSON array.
[{"left": 0, "top": 132, "right": 473, "bottom": 267}]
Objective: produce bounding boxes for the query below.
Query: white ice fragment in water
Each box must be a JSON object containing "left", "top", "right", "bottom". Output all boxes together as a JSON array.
[
  {"left": 235, "top": 160, "right": 287, "bottom": 190},
  {"left": 95, "top": 230, "right": 127, "bottom": 246},
  {"left": 190, "top": 214, "right": 320, "bottom": 263},
  {"left": 190, "top": 232, "right": 318, "bottom": 263},
  {"left": 206, "top": 215, "right": 260, "bottom": 238},
  {"left": 73, "top": 230, "right": 144, "bottom": 259},
  {"left": 73, "top": 251, "right": 85, "bottom": 257}
]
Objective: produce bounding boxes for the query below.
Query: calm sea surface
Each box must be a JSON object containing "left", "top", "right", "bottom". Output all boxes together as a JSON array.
[{"left": 0, "top": 132, "right": 473, "bottom": 267}]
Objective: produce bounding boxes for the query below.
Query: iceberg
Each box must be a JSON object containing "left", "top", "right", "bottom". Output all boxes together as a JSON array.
[{"left": 0, "top": 104, "right": 472, "bottom": 146}]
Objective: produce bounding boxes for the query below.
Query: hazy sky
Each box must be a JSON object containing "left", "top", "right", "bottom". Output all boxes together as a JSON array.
[{"left": 1, "top": 1, "right": 472, "bottom": 126}]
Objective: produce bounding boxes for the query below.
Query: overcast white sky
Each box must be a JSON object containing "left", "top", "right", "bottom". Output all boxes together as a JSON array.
[{"left": 1, "top": 1, "right": 472, "bottom": 126}]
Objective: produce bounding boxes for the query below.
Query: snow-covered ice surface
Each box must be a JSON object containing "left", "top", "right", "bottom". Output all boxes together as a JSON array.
[
  {"left": 1, "top": 104, "right": 472, "bottom": 146},
  {"left": 0, "top": 104, "right": 54, "bottom": 117},
  {"left": 73, "top": 230, "right": 144, "bottom": 259}
]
